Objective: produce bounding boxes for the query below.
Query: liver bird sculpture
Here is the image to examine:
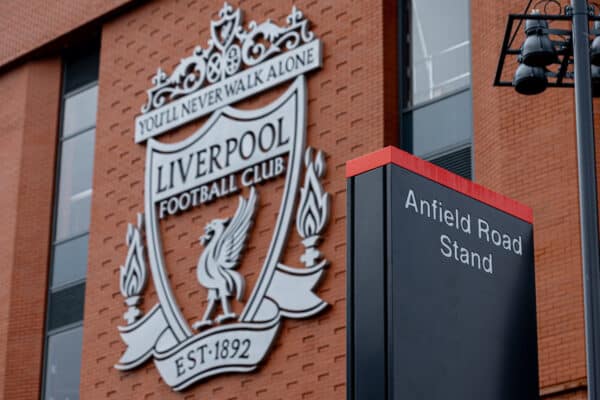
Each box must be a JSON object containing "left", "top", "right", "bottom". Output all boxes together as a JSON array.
[{"left": 192, "top": 187, "right": 258, "bottom": 330}]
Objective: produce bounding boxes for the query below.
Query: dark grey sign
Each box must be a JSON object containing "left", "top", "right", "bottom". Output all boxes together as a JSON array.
[{"left": 347, "top": 150, "right": 538, "bottom": 400}]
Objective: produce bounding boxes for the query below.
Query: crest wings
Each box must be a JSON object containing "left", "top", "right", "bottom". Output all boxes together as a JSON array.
[{"left": 215, "top": 187, "right": 258, "bottom": 270}]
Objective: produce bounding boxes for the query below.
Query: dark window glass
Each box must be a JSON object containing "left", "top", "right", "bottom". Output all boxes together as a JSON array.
[
  {"left": 63, "top": 45, "right": 100, "bottom": 94},
  {"left": 52, "top": 235, "right": 89, "bottom": 288},
  {"left": 409, "top": 0, "right": 470, "bottom": 106},
  {"left": 44, "top": 327, "right": 83, "bottom": 400},
  {"left": 48, "top": 283, "right": 86, "bottom": 331},
  {"left": 404, "top": 90, "right": 472, "bottom": 158},
  {"left": 402, "top": 0, "right": 473, "bottom": 178},
  {"left": 55, "top": 128, "right": 95, "bottom": 241},
  {"left": 62, "top": 87, "right": 98, "bottom": 137}
]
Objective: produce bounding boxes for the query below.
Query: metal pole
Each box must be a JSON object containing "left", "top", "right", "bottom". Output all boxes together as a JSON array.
[{"left": 571, "top": 1, "right": 600, "bottom": 398}]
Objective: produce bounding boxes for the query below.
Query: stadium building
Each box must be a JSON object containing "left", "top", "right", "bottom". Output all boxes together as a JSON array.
[{"left": 0, "top": 0, "right": 594, "bottom": 399}]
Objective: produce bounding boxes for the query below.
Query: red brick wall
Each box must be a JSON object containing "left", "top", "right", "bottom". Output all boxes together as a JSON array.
[
  {"left": 472, "top": 0, "right": 592, "bottom": 397},
  {"left": 80, "top": 0, "right": 397, "bottom": 398},
  {"left": 0, "top": 0, "right": 135, "bottom": 68},
  {"left": 544, "top": 390, "right": 588, "bottom": 400},
  {"left": 0, "top": 58, "right": 61, "bottom": 399}
]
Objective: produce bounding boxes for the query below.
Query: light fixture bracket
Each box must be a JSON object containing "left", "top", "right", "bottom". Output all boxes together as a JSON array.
[{"left": 494, "top": 12, "right": 600, "bottom": 90}]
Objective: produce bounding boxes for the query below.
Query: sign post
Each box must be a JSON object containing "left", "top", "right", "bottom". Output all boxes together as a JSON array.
[{"left": 346, "top": 147, "right": 539, "bottom": 400}]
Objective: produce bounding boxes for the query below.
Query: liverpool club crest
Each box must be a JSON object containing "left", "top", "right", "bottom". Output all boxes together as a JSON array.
[{"left": 114, "top": 4, "right": 329, "bottom": 391}]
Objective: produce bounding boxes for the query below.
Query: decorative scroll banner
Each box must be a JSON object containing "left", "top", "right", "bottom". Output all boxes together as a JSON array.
[
  {"left": 116, "top": 302, "right": 281, "bottom": 391},
  {"left": 116, "top": 260, "right": 325, "bottom": 391},
  {"left": 155, "top": 315, "right": 280, "bottom": 391},
  {"left": 134, "top": 3, "right": 322, "bottom": 143},
  {"left": 135, "top": 41, "right": 321, "bottom": 143},
  {"left": 269, "top": 261, "right": 328, "bottom": 318},
  {"left": 116, "top": 305, "right": 169, "bottom": 370}
]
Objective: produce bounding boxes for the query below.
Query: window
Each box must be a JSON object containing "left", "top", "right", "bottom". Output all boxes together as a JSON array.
[
  {"left": 43, "top": 45, "right": 99, "bottom": 400},
  {"left": 401, "top": 0, "right": 473, "bottom": 179}
]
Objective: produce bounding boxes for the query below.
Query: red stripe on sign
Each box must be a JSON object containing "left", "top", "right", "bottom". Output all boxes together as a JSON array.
[{"left": 346, "top": 146, "right": 533, "bottom": 224}]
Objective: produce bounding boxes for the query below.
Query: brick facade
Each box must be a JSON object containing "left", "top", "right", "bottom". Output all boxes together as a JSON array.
[
  {"left": 0, "top": 58, "right": 61, "bottom": 398},
  {"left": 0, "top": 0, "right": 135, "bottom": 68},
  {"left": 0, "top": 0, "right": 593, "bottom": 398}
]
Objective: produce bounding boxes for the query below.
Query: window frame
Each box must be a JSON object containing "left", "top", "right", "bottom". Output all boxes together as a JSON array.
[
  {"left": 60, "top": 82, "right": 98, "bottom": 140},
  {"left": 49, "top": 79, "right": 97, "bottom": 290},
  {"left": 42, "top": 324, "right": 85, "bottom": 400},
  {"left": 41, "top": 52, "right": 98, "bottom": 400},
  {"left": 399, "top": 0, "right": 475, "bottom": 178},
  {"left": 53, "top": 82, "right": 98, "bottom": 244}
]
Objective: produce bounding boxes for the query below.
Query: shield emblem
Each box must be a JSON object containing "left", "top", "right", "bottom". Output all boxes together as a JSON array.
[{"left": 115, "top": 76, "right": 330, "bottom": 391}]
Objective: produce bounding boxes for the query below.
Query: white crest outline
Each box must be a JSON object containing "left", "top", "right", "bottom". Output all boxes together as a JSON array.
[
  {"left": 143, "top": 76, "right": 306, "bottom": 340},
  {"left": 116, "top": 77, "right": 330, "bottom": 391}
]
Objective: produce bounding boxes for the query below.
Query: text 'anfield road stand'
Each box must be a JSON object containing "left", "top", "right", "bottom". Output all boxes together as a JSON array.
[{"left": 346, "top": 146, "right": 539, "bottom": 400}]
